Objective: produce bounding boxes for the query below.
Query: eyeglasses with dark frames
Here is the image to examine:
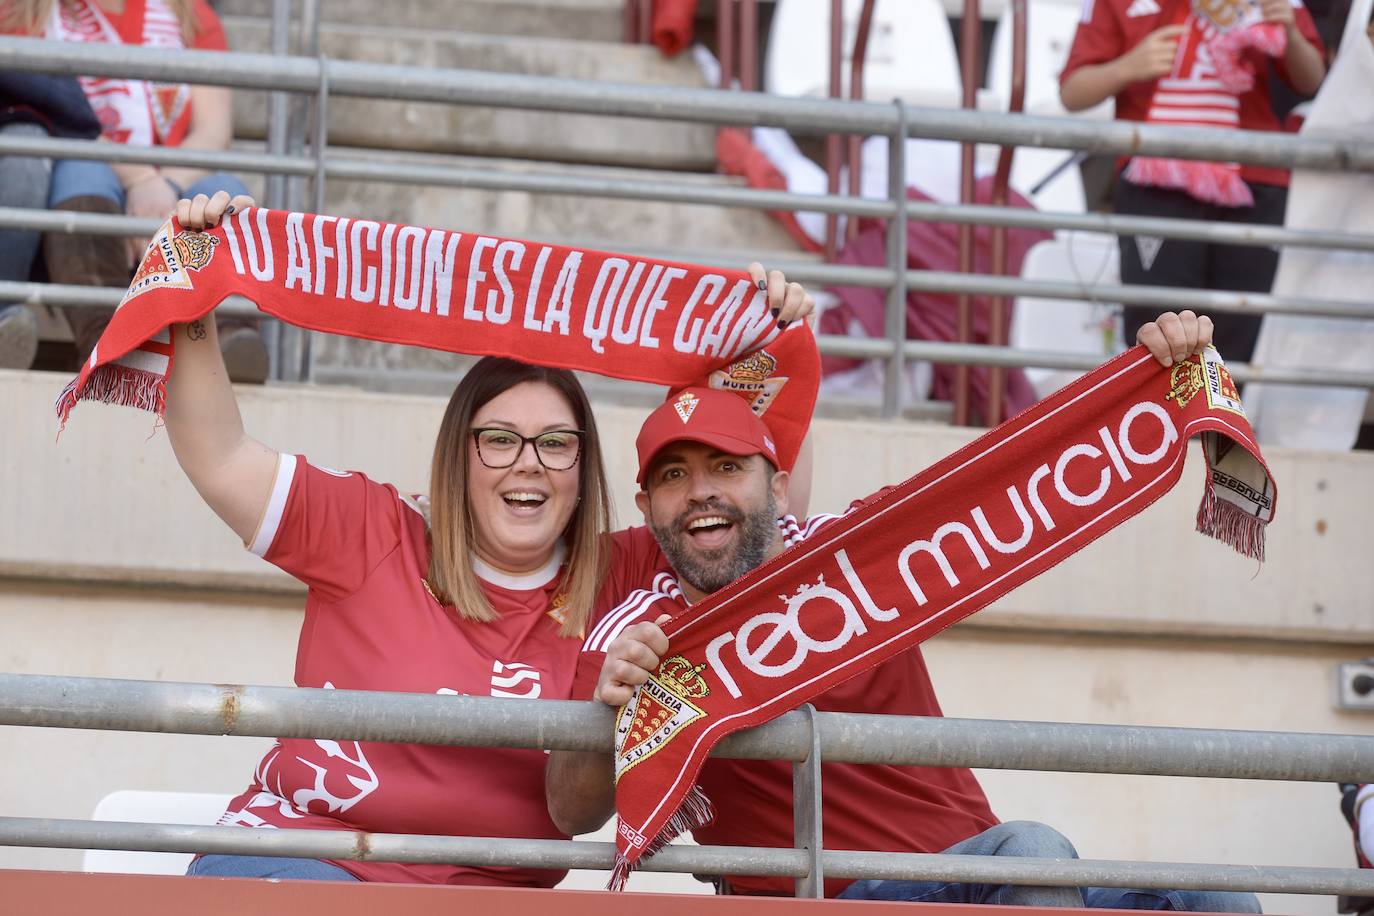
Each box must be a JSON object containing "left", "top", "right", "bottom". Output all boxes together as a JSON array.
[{"left": 471, "top": 427, "right": 585, "bottom": 471}]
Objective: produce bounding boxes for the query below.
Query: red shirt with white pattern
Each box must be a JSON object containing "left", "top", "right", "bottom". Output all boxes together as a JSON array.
[
  {"left": 32, "top": 0, "right": 227, "bottom": 147},
  {"left": 575, "top": 513, "right": 999, "bottom": 898},
  {"left": 1060, "top": 0, "right": 1323, "bottom": 187},
  {"left": 219, "top": 455, "right": 663, "bottom": 886}
]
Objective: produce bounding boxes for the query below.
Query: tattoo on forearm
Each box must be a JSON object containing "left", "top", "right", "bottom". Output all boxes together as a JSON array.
[{"left": 187, "top": 320, "right": 207, "bottom": 341}]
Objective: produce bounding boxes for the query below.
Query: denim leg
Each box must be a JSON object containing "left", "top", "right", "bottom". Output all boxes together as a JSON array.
[
  {"left": 182, "top": 172, "right": 250, "bottom": 201},
  {"left": 1085, "top": 887, "right": 1262, "bottom": 913},
  {"left": 0, "top": 123, "right": 53, "bottom": 283},
  {"left": 187, "top": 854, "right": 359, "bottom": 881},
  {"left": 838, "top": 821, "right": 1085, "bottom": 907},
  {"left": 48, "top": 158, "right": 125, "bottom": 209}
]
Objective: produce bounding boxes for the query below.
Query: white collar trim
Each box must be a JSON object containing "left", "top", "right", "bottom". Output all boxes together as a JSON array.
[{"left": 472, "top": 541, "right": 566, "bottom": 590}]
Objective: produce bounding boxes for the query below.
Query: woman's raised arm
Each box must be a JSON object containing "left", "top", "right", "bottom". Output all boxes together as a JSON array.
[{"left": 163, "top": 191, "right": 279, "bottom": 544}]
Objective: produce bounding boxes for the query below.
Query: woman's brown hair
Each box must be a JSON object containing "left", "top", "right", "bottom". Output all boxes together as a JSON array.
[
  {"left": 2, "top": 0, "right": 202, "bottom": 45},
  {"left": 427, "top": 357, "right": 611, "bottom": 639}
]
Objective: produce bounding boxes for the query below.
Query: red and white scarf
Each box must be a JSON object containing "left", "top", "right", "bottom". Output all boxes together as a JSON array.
[
  {"left": 47, "top": 0, "right": 195, "bottom": 147},
  {"left": 56, "top": 209, "right": 819, "bottom": 472},
  {"left": 608, "top": 342, "right": 1275, "bottom": 886},
  {"left": 1124, "top": 0, "right": 1286, "bottom": 207}
]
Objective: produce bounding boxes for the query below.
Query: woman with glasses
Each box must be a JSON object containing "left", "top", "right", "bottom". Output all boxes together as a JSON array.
[{"left": 163, "top": 191, "right": 816, "bottom": 886}]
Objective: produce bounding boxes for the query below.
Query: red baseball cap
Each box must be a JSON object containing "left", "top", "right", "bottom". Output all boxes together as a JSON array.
[{"left": 635, "top": 387, "right": 779, "bottom": 485}]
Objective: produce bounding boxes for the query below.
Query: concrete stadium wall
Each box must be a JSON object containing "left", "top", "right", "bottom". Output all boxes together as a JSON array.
[{"left": 3, "top": 368, "right": 1373, "bottom": 914}]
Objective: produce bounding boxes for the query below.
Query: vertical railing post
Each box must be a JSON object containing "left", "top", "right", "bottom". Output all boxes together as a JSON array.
[
  {"left": 823, "top": 0, "right": 843, "bottom": 261},
  {"left": 261, "top": 0, "right": 294, "bottom": 381},
  {"left": 275, "top": 0, "right": 323, "bottom": 384},
  {"left": 739, "top": 0, "right": 759, "bottom": 91},
  {"left": 882, "top": 101, "right": 909, "bottom": 419},
  {"left": 986, "top": 0, "right": 1027, "bottom": 427},
  {"left": 792, "top": 704, "right": 824, "bottom": 898},
  {"left": 953, "top": 0, "right": 982, "bottom": 425},
  {"left": 717, "top": 0, "right": 737, "bottom": 89},
  {"left": 846, "top": 0, "right": 876, "bottom": 245}
]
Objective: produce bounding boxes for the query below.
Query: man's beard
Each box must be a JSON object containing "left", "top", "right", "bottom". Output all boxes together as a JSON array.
[{"left": 650, "top": 492, "right": 777, "bottom": 596}]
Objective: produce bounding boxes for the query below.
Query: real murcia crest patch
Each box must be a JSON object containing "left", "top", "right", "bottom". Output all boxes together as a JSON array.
[
  {"left": 122, "top": 220, "right": 219, "bottom": 307},
  {"left": 673, "top": 390, "right": 700, "bottom": 424},
  {"left": 1201, "top": 345, "right": 1246, "bottom": 417},
  {"left": 708, "top": 349, "right": 789, "bottom": 415},
  {"left": 614, "top": 655, "right": 709, "bottom": 783}
]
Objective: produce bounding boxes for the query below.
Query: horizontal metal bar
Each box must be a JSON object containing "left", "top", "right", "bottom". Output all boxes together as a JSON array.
[
  {"left": 0, "top": 132, "right": 314, "bottom": 177},
  {"left": 2, "top": 201, "right": 1363, "bottom": 324},
  {"left": 1, "top": 37, "right": 1370, "bottom": 173},
  {"left": 324, "top": 158, "right": 895, "bottom": 217},
  {"left": 3, "top": 275, "right": 1365, "bottom": 388},
  {"left": 6, "top": 135, "right": 1373, "bottom": 252},
  {"left": 3, "top": 675, "right": 1372, "bottom": 781},
  {"left": 778, "top": 262, "right": 1374, "bottom": 320},
  {"left": 0, "top": 817, "right": 1370, "bottom": 895},
  {"left": 0, "top": 282, "right": 260, "bottom": 319},
  {"left": 905, "top": 200, "right": 1374, "bottom": 254},
  {"left": 0, "top": 136, "right": 892, "bottom": 219}
]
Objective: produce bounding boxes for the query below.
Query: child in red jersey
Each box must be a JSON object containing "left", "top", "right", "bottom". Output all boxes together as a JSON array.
[{"left": 1060, "top": 0, "right": 1325, "bottom": 364}]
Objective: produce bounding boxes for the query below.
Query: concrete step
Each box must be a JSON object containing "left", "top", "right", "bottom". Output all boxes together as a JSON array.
[
  {"left": 225, "top": 19, "right": 717, "bottom": 170},
  {"left": 215, "top": 0, "right": 624, "bottom": 40}
]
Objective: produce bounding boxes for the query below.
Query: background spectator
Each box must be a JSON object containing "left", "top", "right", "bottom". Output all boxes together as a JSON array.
[
  {"left": 1059, "top": 0, "right": 1326, "bottom": 365},
  {"left": 0, "top": 0, "right": 265, "bottom": 380},
  {"left": 0, "top": 71, "right": 100, "bottom": 369}
]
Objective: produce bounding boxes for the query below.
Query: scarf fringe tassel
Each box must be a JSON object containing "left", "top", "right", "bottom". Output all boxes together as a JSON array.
[
  {"left": 55, "top": 363, "right": 168, "bottom": 432},
  {"left": 1196, "top": 484, "right": 1266, "bottom": 563},
  {"left": 607, "top": 786, "right": 715, "bottom": 892},
  {"left": 1124, "top": 157, "right": 1255, "bottom": 208}
]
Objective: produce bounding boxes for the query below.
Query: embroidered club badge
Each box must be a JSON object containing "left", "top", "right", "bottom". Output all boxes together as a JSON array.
[{"left": 673, "top": 391, "right": 700, "bottom": 424}]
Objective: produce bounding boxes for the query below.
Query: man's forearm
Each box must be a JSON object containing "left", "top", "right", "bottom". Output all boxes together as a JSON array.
[{"left": 545, "top": 750, "right": 616, "bottom": 836}]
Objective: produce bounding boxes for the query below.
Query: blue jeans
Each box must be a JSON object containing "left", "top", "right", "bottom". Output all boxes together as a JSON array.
[
  {"left": 48, "top": 157, "right": 248, "bottom": 208},
  {"left": 187, "top": 854, "right": 359, "bottom": 881},
  {"left": 0, "top": 123, "right": 52, "bottom": 285},
  {"left": 838, "top": 822, "right": 1261, "bottom": 912}
]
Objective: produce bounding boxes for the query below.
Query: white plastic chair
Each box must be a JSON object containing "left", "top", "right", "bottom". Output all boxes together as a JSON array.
[
  {"left": 765, "top": 0, "right": 962, "bottom": 109},
  {"left": 1009, "top": 232, "right": 1122, "bottom": 399},
  {"left": 82, "top": 790, "right": 233, "bottom": 876}
]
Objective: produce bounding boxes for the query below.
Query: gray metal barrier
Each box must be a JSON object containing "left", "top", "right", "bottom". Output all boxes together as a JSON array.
[{"left": 1, "top": 673, "right": 1372, "bottom": 897}]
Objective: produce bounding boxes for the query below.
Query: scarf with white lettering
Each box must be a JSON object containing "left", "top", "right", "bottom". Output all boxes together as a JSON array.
[
  {"left": 608, "top": 343, "right": 1274, "bottom": 888},
  {"left": 1123, "top": 1, "right": 1286, "bottom": 207},
  {"left": 55, "top": 208, "right": 819, "bottom": 472}
]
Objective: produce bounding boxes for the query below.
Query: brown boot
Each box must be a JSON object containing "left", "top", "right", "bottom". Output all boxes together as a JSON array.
[{"left": 44, "top": 195, "right": 129, "bottom": 363}]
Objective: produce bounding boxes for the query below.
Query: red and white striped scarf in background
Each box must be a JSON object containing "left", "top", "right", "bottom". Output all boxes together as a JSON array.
[
  {"left": 1124, "top": 1, "right": 1286, "bottom": 206},
  {"left": 609, "top": 343, "right": 1276, "bottom": 887},
  {"left": 55, "top": 208, "right": 820, "bottom": 473},
  {"left": 47, "top": 0, "right": 196, "bottom": 147}
]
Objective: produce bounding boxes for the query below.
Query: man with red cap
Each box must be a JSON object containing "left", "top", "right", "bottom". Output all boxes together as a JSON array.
[{"left": 547, "top": 311, "right": 1261, "bottom": 911}]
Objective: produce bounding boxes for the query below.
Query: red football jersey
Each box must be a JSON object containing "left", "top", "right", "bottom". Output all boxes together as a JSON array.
[
  {"left": 219, "top": 455, "right": 659, "bottom": 886},
  {"left": 1060, "top": 0, "right": 1323, "bottom": 187},
  {"left": 575, "top": 513, "right": 999, "bottom": 897}
]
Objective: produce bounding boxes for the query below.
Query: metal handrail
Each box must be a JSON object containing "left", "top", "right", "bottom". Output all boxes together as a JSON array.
[
  {"left": 2, "top": 816, "right": 1372, "bottom": 895},
  {"left": 2, "top": 37, "right": 1370, "bottom": 172},
  {"left": 4, "top": 133, "right": 1371, "bottom": 253},
  {"left": 2, "top": 674, "right": 1371, "bottom": 778},
  {"left": 1, "top": 673, "right": 1373, "bottom": 894}
]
